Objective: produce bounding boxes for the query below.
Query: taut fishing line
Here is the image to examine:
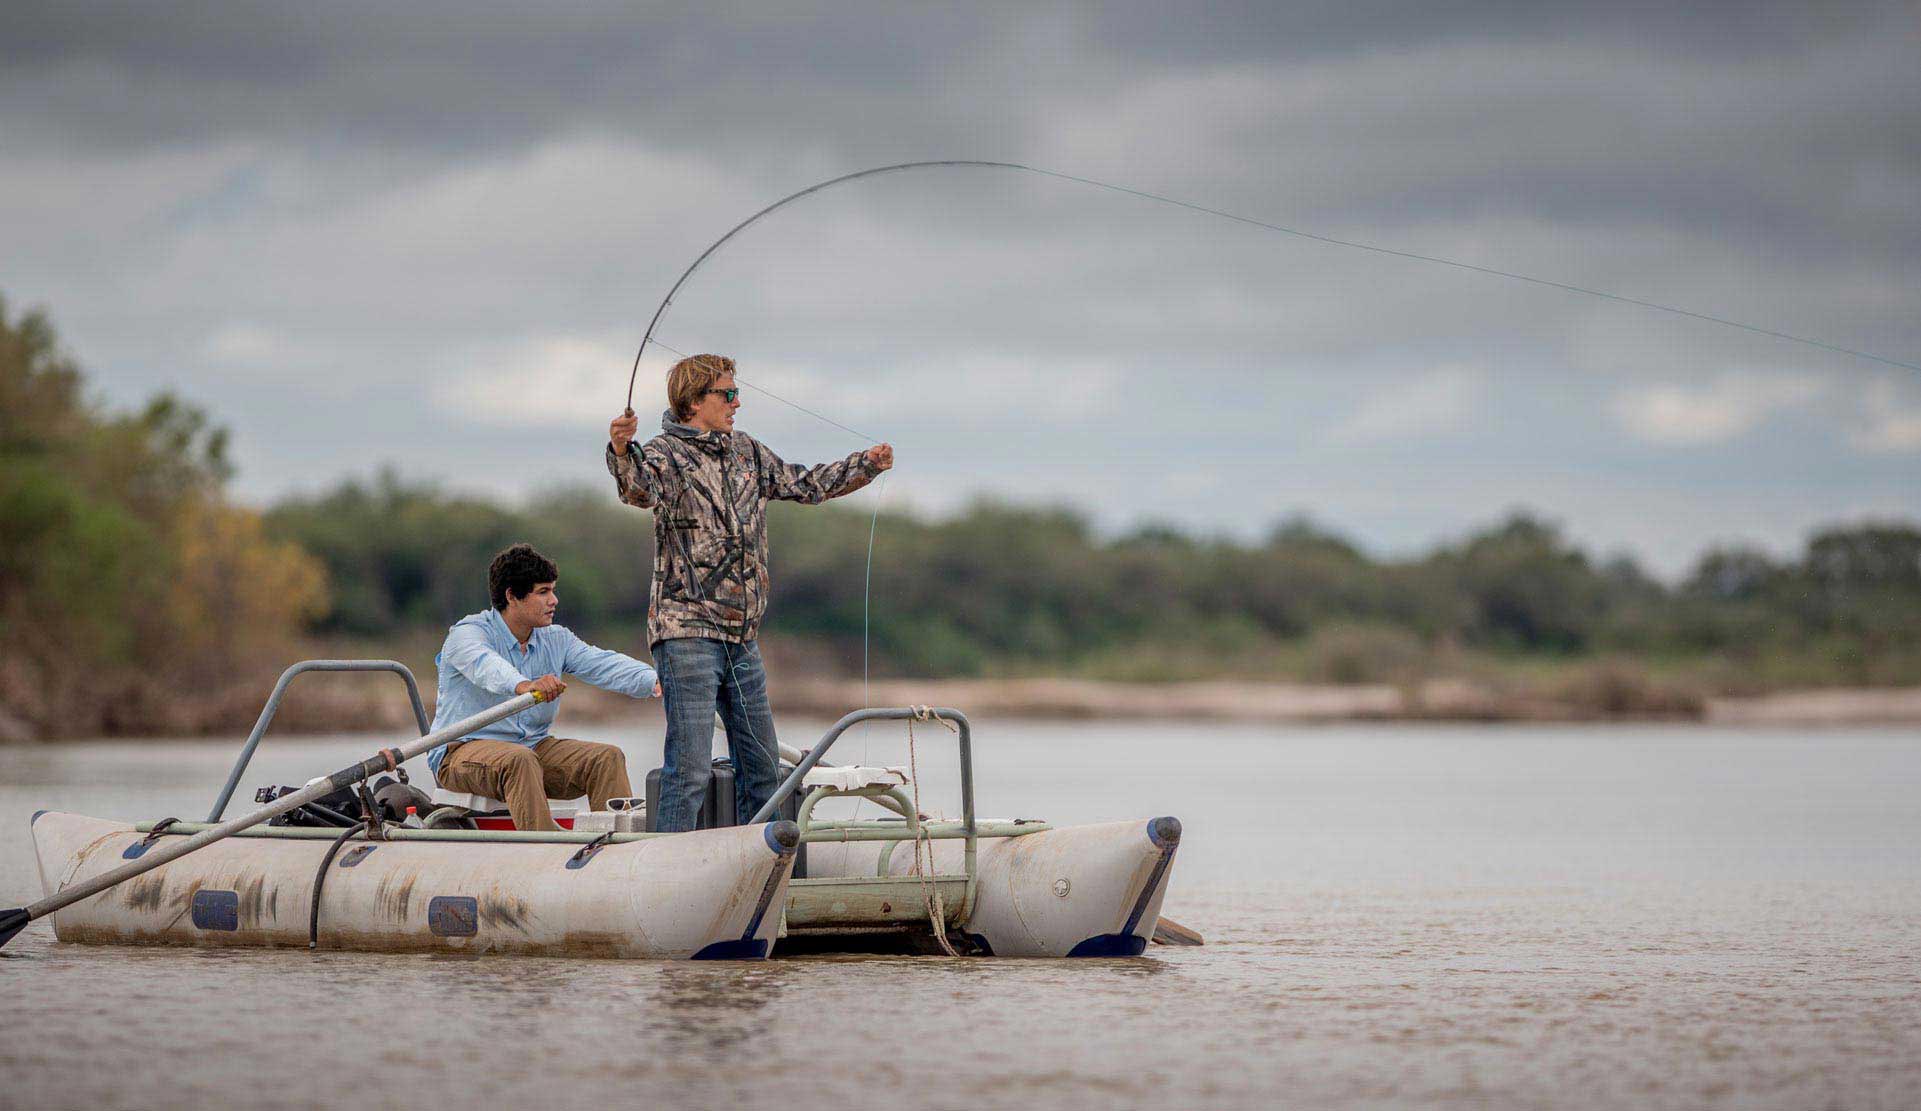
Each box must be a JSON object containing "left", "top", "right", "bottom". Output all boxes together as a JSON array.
[
  {"left": 624, "top": 159, "right": 1918, "bottom": 416},
  {"left": 628, "top": 159, "right": 1914, "bottom": 815}
]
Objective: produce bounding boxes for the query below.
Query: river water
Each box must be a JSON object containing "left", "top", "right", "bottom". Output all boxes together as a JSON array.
[{"left": 2, "top": 720, "right": 1918, "bottom": 1109}]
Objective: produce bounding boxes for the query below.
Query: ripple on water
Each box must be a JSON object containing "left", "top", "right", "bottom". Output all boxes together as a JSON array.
[{"left": 3, "top": 726, "right": 1921, "bottom": 1108}]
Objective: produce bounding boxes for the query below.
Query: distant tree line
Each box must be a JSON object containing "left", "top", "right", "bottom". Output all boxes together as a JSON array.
[
  {"left": 5, "top": 296, "right": 1919, "bottom": 742},
  {"left": 263, "top": 470, "right": 1921, "bottom": 688},
  {"left": 0, "top": 299, "right": 324, "bottom": 734}
]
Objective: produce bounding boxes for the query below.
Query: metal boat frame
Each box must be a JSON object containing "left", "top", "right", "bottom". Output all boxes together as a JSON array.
[{"left": 164, "top": 659, "right": 1167, "bottom": 956}]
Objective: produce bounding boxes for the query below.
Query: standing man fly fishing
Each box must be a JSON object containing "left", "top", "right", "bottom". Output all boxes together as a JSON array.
[{"left": 608, "top": 354, "right": 893, "bottom": 832}]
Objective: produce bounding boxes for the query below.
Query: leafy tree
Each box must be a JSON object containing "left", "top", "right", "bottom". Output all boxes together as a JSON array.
[
  {"left": 1426, "top": 513, "right": 1606, "bottom": 652},
  {"left": 0, "top": 297, "right": 324, "bottom": 735}
]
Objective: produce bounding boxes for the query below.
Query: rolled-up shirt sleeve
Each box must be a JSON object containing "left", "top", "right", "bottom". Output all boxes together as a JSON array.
[
  {"left": 559, "top": 629, "right": 659, "bottom": 698},
  {"left": 442, "top": 621, "right": 527, "bottom": 696}
]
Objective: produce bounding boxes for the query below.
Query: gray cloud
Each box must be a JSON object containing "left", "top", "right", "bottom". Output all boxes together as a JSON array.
[{"left": 3, "top": 0, "right": 1917, "bottom": 574}]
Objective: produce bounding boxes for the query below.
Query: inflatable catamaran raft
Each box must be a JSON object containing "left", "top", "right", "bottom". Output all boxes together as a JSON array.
[{"left": 8, "top": 660, "right": 1187, "bottom": 959}]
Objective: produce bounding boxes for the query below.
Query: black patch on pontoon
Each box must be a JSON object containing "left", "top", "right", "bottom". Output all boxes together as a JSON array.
[
  {"left": 1065, "top": 827, "right": 1179, "bottom": 959},
  {"left": 1122, "top": 841, "right": 1177, "bottom": 938},
  {"left": 337, "top": 845, "right": 378, "bottom": 867},
  {"left": 764, "top": 820, "right": 800, "bottom": 852},
  {"left": 693, "top": 937, "right": 770, "bottom": 960},
  {"left": 428, "top": 895, "right": 479, "bottom": 937},
  {"left": 565, "top": 832, "right": 617, "bottom": 869},
  {"left": 692, "top": 822, "right": 799, "bottom": 960},
  {"left": 1067, "top": 932, "right": 1149, "bottom": 957},
  {"left": 191, "top": 889, "right": 240, "bottom": 932},
  {"left": 123, "top": 816, "right": 181, "bottom": 859}
]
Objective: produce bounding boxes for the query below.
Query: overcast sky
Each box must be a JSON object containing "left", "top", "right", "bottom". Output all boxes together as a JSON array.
[{"left": 5, "top": 1, "right": 1917, "bottom": 574}]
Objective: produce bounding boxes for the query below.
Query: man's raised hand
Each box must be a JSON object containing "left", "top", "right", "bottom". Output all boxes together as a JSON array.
[
  {"left": 865, "top": 443, "right": 895, "bottom": 472},
  {"left": 515, "top": 674, "right": 568, "bottom": 702},
  {"left": 609, "top": 411, "right": 641, "bottom": 454}
]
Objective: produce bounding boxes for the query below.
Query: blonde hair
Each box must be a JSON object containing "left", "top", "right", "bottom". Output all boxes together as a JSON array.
[{"left": 667, "top": 354, "right": 736, "bottom": 420}]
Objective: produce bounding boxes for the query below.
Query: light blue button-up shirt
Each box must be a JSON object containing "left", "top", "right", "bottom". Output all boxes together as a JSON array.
[{"left": 426, "top": 608, "right": 658, "bottom": 776}]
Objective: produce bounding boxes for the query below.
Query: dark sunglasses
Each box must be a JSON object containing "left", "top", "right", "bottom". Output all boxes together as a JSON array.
[{"left": 704, "top": 387, "right": 740, "bottom": 403}]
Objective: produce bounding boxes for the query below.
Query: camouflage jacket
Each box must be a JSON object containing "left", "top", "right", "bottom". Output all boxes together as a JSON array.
[{"left": 606, "top": 410, "right": 879, "bottom": 646}]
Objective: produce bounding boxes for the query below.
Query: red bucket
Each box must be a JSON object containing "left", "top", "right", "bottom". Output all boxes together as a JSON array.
[{"left": 470, "top": 811, "right": 576, "bottom": 831}]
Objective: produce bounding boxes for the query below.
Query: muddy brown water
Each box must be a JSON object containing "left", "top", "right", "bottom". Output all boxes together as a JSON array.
[{"left": 3, "top": 721, "right": 1918, "bottom": 1109}]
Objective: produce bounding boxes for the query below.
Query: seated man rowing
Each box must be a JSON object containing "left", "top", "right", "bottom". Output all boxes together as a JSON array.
[{"left": 427, "top": 543, "right": 660, "bottom": 831}]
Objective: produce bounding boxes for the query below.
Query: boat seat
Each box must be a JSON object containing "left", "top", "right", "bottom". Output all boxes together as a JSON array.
[{"left": 800, "top": 765, "right": 910, "bottom": 792}]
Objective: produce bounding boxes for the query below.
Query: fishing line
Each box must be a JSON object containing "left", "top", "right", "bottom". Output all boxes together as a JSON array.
[
  {"left": 625, "top": 160, "right": 1918, "bottom": 413},
  {"left": 861, "top": 473, "right": 885, "bottom": 710},
  {"left": 1018, "top": 165, "right": 1921, "bottom": 375},
  {"left": 626, "top": 159, "right": 1915, "bottom": 839}
]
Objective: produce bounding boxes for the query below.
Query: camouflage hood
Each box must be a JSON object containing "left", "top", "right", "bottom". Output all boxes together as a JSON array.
[
  {"left": 658, "top": 408, "right": 722, "bottom": 450},
  {"left": 607, "top": 411, "right": 878, "bottom": 646}
]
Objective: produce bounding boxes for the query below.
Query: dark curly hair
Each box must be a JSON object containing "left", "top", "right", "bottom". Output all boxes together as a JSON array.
[{"left": 488, "top": 544, "right": 558, "bottom": 611}]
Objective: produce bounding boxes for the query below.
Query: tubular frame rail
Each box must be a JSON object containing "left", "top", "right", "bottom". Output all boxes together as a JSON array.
[
  {"left": 754, "top": 707, "right": 979, "bottom": 918},
  {"left": 208, "top": 660, "right": 431, "bottom": 822}
]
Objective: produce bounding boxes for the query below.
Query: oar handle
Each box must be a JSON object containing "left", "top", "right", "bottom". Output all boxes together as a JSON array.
[
  {"left": 6, "top": 692, "right": 543, "bottom": 938},
  {"left": 778, "top": 740, "right": 835, "bottom": 768}
]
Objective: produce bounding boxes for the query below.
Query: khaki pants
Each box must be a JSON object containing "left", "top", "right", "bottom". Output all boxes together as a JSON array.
[{"left": 436, "top": 736, "right": 632, "bottom": 832}]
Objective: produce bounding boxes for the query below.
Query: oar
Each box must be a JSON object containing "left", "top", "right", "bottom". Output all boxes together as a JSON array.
[
  {"left": 776, "top": 740, "right": 817, "bottom": 766},
  {"left": 1151, "top": 918, "right": 1205, "bottom": 946},
  {"left": 0, "top": 691, "right": 545, "bottom": 949}
]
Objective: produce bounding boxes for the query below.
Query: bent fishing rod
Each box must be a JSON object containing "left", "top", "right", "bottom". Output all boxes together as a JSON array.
[
  {"left": 0, "top": 691, "right": 548, "bottom": 950},
  {"left": 622, "top": 159, "right": 1918, "bottom": 415}
]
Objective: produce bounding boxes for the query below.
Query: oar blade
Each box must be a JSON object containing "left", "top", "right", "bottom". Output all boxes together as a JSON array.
[
  {"left": 0, "top": 907, "right": 30, "bottom": 949},
  {"left": 1150, "top": 915, "right": 1204, "bottom": 946}
]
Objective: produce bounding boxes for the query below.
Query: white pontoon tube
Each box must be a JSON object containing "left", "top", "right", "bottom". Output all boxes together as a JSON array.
[
  {"left": 762, "top": 707, "right": 1184, "bottom": 957},
  {"left": 0, "top": 691, "right": 546, "bottom": 949},
  {"left": 6, "top": 681, "right": 800, "bottom": 958}
]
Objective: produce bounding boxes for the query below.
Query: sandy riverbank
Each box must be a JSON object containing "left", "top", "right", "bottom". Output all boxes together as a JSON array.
[
  {"left": 510, "top": 676, "right": 1921, "bottom": 730},
  {"left": 769, "top": 678, "right": 1921, "bottom": 727},
  {"left": 6, "top": 674, "right": 1918, "bottom": 742}
]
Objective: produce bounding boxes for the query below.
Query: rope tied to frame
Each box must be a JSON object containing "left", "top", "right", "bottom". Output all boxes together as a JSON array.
[{"left": 905, "top": 704, "right": 961, "bottom": 957}]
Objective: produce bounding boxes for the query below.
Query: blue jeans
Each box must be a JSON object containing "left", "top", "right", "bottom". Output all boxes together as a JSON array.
[{"left": 655, "top": 637, "right": 781, "bottom": 833}]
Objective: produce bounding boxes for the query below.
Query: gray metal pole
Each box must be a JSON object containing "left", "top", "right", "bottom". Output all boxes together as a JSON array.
[
  {"left": 208, "top": 659, "right": 430, "bottom": 822},
  {"left": 750, "top": 707, "right": 972, "bottom": 825},
  {"left": 0, "top": 692, "right": 542, "bottom": 949}
]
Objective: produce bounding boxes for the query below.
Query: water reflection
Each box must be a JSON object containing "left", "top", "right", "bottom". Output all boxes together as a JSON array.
[
  {"left": 2, "top": 726, "right": 1919, "bottom": 1109},
  {"left": 639, "top": 962, "right": 791, "bottom": 1051}
]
